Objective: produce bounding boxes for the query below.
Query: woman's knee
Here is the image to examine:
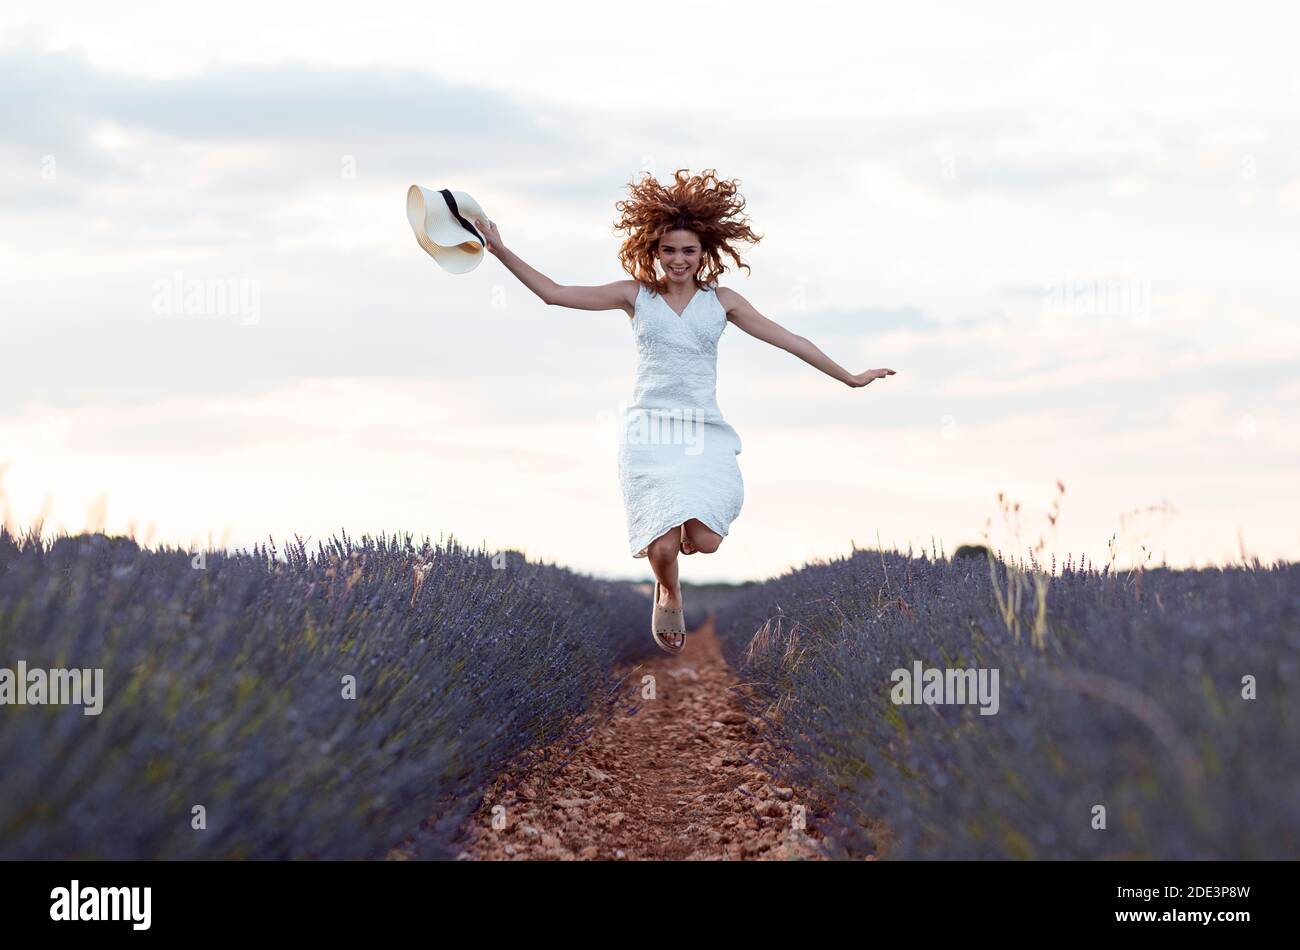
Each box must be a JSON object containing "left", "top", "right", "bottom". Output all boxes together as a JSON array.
[
  {"left": 684, "top": 520, "right": 723, "bottom": 554},
  {"left": 694, "top": 534, "right": 722, "bottom": 554},
  {"left": 646, "top": 530, "right": 680, "bottom": 560}
]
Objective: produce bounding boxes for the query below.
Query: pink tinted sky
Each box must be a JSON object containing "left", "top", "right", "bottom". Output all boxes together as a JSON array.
[{"left": 2, "top": 2, "right": 1297, "bottom": 581}]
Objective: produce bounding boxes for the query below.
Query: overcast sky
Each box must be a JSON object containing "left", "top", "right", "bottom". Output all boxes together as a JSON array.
[{"left": 2, "top": 1, "right": 1297, "bottom": 582}]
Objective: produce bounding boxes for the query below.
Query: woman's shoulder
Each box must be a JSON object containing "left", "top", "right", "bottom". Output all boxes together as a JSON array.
[
  {"left": 713, "top": 284, "right": 748, "bottom": 318},
  {"left": 631, "top": 281, "right": 654, "bottom": 320}
]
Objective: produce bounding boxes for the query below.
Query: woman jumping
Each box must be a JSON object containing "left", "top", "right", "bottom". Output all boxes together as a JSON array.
[{"left": 474, "top": 168, "right": 895, "bottom": 653}]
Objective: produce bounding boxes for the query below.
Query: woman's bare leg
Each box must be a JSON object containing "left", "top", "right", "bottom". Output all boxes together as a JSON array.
[
  {"left": 646, "top": 528, "right": 686, "bottom": 647},
  {"left": 647, "top": 528, "right": 683, "bottom": 609}
]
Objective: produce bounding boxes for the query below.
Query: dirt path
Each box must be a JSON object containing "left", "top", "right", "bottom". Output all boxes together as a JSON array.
[{"left": 435, "top": 612, "right": 866, "bottom": 861}]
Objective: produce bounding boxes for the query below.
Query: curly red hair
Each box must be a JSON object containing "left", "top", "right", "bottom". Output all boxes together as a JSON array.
[{"left": 612, "top": 168, "right": 763, "bottom": 295}]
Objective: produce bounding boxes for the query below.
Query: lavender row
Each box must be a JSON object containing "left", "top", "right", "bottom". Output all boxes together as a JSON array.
[
  {"left": 0, "top": 528, "right": 653, "bottom": 859},
  {"left": 713, "top": 547, "right": 1300, "bottom": 859}
]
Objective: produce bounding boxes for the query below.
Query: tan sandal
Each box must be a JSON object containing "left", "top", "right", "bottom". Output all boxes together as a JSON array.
[{"left": 651, "top": 579, "right": 686, "bottom": 653}]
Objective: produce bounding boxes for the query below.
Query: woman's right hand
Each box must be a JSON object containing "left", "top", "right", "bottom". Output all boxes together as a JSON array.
[{"left": 474, "top": 217, "right": 503, "bottom": 256}]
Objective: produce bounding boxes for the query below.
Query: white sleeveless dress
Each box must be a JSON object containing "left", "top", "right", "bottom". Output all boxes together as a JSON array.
[{"left": 619, "top": 281, "right": 744, "bottom": 558}]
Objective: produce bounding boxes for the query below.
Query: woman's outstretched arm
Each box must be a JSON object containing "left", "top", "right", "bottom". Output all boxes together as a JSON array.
[
  {"left": 717, "top": 286, "right": 897, "bottom": 389},
  {"left": 475, "top": 217, "right": 636, "bottom": 314}
]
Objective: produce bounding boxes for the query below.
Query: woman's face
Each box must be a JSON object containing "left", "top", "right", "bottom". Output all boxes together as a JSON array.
[{"left": 657, "top": 229, "right": 701, "bottom": 287}]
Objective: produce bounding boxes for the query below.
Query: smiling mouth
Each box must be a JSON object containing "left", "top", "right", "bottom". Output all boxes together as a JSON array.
[{"left": 670, "top": 267, "right": 688, "bottom": 274}]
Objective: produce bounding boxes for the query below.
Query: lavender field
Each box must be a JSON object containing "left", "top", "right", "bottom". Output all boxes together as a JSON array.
[
  {"left": 0, "top": 527, "right": 654, "bottom": 859},
  {"left": 713, "top": 542, "right": 1300, "bottom": 859},
  {"left": 3, "top": 517, "right": 1296, "bottom": 861}
]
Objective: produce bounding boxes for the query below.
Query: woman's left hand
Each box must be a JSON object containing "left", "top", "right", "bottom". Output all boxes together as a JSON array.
[
  {"left": 847, "top": 368, "right": 896, "bottom": 388},
  {"left": 473, "top": 217, "right": 504, "bottom": 256}
]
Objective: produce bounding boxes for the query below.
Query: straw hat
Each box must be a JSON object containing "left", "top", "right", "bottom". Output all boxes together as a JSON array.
[{"left": 406, "top": 185, "right": 489, "bottom": 273}]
